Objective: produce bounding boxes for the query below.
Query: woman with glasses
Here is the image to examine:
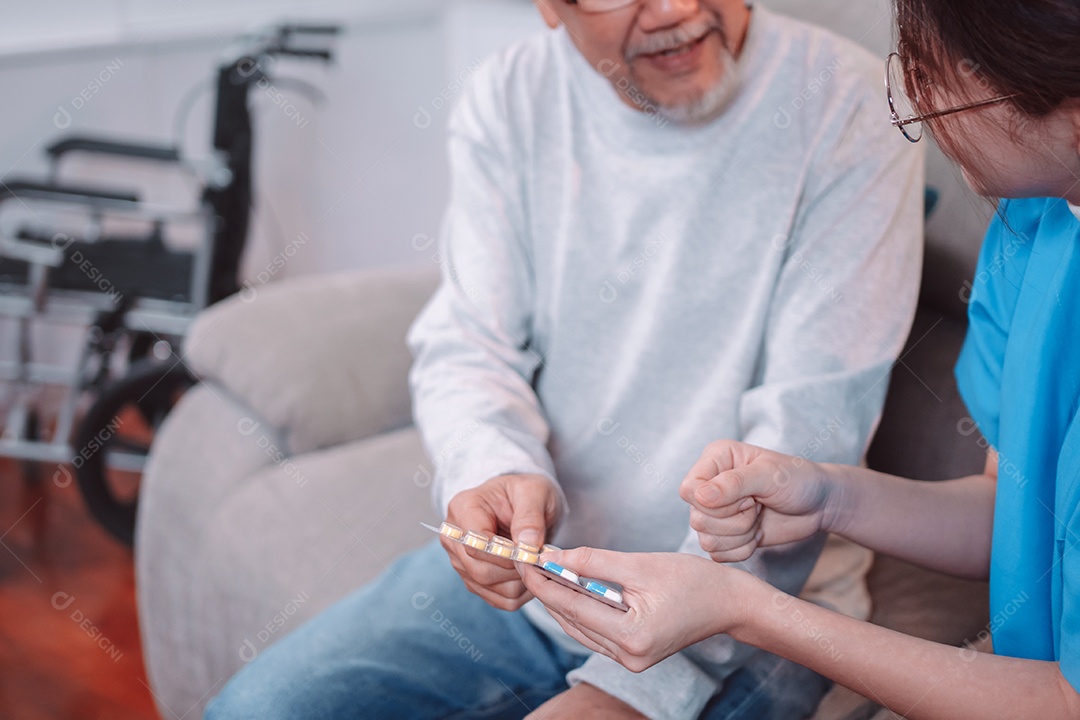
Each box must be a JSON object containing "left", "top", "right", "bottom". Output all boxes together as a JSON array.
[{"left": 525, "top": 0, "right": 1080, "bottom": 717}]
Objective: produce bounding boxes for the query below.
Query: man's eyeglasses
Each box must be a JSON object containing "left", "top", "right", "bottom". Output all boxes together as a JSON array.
[
  {"left": 565, "top": 0, "right": 639, "bottom": 13},
  {"left": 885, "top": 52, "right": 1015, "bottom": 143}
]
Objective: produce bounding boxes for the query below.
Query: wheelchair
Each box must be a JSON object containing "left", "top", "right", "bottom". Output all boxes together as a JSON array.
[{"left": 0, "top": 23, "right": 338, "bottom": 545}]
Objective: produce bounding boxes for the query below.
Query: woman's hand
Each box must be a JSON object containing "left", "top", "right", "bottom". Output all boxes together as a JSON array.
[
  {"left": 521, "top": 546, "right": 761, "bottom": 672},
  {"left": 679, "top": 440, "right": 839, "bottom": 562}
]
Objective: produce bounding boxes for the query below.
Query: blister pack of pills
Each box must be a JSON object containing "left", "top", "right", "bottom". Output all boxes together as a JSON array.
[{"left": 423, "top": 522, "right": 628, "bottom": 611}]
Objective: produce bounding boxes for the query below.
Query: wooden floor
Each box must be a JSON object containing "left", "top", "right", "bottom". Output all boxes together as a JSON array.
[{"left": 0, "top": 458, "right": 159, "bottom": 720}]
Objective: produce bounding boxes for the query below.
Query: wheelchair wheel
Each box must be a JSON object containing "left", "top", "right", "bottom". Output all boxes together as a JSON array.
[{"left": 73, "top": 359, "right": 195, "bottom": 546}]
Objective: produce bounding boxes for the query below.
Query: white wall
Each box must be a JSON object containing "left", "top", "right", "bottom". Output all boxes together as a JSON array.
[
  {"left": 1, "top": 0, "right": 454, "bottom": 283},
  {"left": 0, "top": 0, "right": 543, "bottom": 414},
  {"left": 0, "top": 1, "right": 548, "bottom": 284}
]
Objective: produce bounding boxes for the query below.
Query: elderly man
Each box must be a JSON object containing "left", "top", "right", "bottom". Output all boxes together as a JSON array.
[{"left": 206, "top": 0, "right": 923, "bottom": 718}]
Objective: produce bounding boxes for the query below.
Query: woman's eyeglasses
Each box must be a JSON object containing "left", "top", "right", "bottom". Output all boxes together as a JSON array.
[{"left": 885, "top": 52, "right": 1015, "bottom": 143}]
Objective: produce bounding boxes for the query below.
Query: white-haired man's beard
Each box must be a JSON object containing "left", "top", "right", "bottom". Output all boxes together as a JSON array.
[
  {"left": 654, "top": 46, "right": 740, "bottom": 125},
  {"left": 625, "top": 16, "right": 741, "bottom": 126}
]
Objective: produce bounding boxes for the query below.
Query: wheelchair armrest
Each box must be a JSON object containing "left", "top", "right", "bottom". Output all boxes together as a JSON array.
[
  {"left": 47, "top": 136, "right": 181, "bottom": 165},
  {"left": 0, "top": 179, "right": 140, "bottom": 209},
  {"left": 0, "top": 232, "right": 63, "bottom": 267}
]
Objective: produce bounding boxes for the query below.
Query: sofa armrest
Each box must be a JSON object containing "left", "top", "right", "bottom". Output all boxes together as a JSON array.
[{"left": 184, "top": 265, "right": 439, "bottom": 455}]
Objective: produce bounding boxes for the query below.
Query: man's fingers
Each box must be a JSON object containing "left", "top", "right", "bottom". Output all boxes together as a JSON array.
[
  {"left": 508, "top": 477, "right": 558, "bottom": 549},
  {"left": 463, "top": 574, "right": 529, "bottom": 601},
  {"left": 510, "top": 516, "right": 545, "bottom": 550},
  {"left": 462, "top": 579, "right": 531, "bottom": 610},
  {"left": 452, "top": 544, "right": 518, "bottom": 582},
  {"left": 449, "top": 497, "right": 500, "bottom": 538},
  {"left": 443, "top": 537, "right": 528, "bottom": 606},
  {"left": 455, "top": 550, "right": 531, "bottom": 608},
  {"left": 462, "top": 542, "right": 516, "bottom": 569}
]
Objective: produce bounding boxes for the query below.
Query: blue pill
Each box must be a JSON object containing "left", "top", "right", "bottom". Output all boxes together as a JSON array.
[
  {"left": 585, "top": 580, "right": 624, "bottom": 603},
  {"left": 542, "top": 561, "right": 580, "bottom": 584}
]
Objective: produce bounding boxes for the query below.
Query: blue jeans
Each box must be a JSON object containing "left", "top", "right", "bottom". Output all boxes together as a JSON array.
[{"left": 206, "top": 541, "right": 830, "bottom": 720}]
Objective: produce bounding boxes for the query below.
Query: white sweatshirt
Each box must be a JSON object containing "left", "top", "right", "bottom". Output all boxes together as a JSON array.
[{"left": 407, "top": 6, "right": 924, "bottom": 719}]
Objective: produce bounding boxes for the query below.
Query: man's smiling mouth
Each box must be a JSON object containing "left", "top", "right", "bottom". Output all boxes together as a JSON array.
[{"left": 650, "top": 33, "right": 709, "bottom": 58}]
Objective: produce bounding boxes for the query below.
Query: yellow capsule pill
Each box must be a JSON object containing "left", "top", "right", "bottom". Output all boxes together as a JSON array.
[
  {"left": 512, "top": 547, "right": 540, "bottom": 564},
  {"left": 463, "top": 531, "right": 489, "bottom": 550},
  {"left": 438, "top": 522, "right": 464, "bottom": 540},
  {"left": 487, "top": 539, "right": 514, "bottom": 558}
]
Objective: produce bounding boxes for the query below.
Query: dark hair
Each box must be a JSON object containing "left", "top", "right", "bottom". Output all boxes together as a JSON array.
[{"left": 895, "top": 0, "right": 1080, "bottom": 118}]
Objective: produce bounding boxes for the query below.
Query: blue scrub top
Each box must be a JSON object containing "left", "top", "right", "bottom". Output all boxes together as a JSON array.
[{"left": 955, "top": 196, "right": 1080, "bottom": 689}]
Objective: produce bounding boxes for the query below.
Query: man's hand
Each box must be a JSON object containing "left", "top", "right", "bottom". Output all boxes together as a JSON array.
[
  {"left": 679, "top": 440, "right": 836, "bottom": 562},
  {"left": 524, "top": 683, "right": 648, "bottom": 720},
  {"left": 443, "top": 473, "right": 562, "bottom": 611}
]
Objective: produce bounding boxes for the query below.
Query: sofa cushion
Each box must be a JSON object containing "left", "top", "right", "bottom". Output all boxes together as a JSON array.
[
  {"left": 140, "top": 424, "right": 437, "bottom": 715},
  {"left": 183, "top": 266, "right": 440, "bottom": 455}
]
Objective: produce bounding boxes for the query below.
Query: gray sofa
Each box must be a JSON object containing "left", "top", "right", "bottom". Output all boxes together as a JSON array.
[{"left": 136, "top": 4, "right": 998, "bottom": 719}]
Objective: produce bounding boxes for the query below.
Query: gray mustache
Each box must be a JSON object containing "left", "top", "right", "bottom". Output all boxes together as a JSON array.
[{"left": 625, "top": 18, "right": 722, "bottom": 60}]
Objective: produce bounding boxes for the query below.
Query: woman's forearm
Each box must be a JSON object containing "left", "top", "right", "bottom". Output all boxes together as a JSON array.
[
  {"left": 821, "top": 463, "right": 995, "bottom": 579},
  {"left": 729, "top": 580, "right": 1080, "bottom": 720}
]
